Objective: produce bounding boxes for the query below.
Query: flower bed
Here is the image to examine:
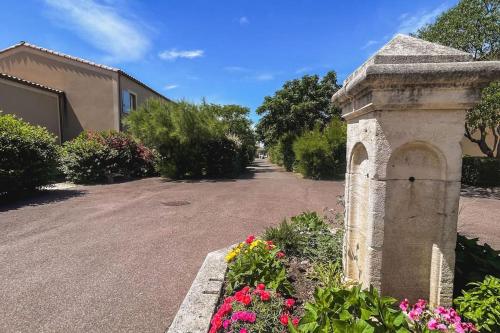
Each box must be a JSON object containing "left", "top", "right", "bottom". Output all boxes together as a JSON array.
[{"left": 208, "top": 212, "right": 496, "bottom": 333}]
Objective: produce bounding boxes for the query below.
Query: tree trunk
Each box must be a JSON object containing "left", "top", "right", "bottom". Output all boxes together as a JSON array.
[{"left": 464, "top": 124, "right": 494, "bottom": 157}]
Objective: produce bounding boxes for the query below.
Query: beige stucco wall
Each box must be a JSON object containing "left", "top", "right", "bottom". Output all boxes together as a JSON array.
[
  {"left": 0, "top": 47, "right": 119, "bottom": 141},
  {"left": 119, "top": 74, "right": 164, "bottom": 111},
  {"left": 0, "top": 78, "right": 61, "bottom": 142}
]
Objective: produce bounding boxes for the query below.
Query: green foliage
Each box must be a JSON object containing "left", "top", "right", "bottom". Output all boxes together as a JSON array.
[
  {"left": 454, "top": 275, "right": 500, "bottom": 332},
  {"left": 264, "top": 212, "right": 343, "bottom": 263},
  {"left": 454, "top": 234, "right": 500, "bottom": 296},
  {"left": 293, "top": 119, "right": 347, "bottom": 179},
  {"left": 0, "top": 113, "right": 60, "bottom": 194},
  {"left": 415, "top": 0, "right": 499, "bottom": 60},
  {"left": 462, "top": 156, "right": 500, "bottom": 186},
  {"left": 226, "top": 241, "right": 294, "bottom": 296},
  {"left": 125, "top": 99, "right": 255, "bottom": 179},
  {"left": 309, "top": 261, "right": 343, "bottom": 290},
  {"left": 256, "top": 71, "right": 341, "bottom": 146},
  {"left": 268, "top": 133, "right": 296, "bottom": 171},
  {"left": 289, "top": 284, "right": 410, "bottom": 333},
  {"left": 62, "top": 131, "right": 156, "bottom": 184}
]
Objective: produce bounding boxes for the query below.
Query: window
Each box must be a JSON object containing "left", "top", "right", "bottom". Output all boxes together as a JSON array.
[{"left": 122, "top": 90, "right": 137, "bottom": 113}]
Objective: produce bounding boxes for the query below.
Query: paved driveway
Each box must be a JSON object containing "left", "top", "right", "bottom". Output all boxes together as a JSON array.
[{"left": 0, "top": 160, "right": 497, "bottom": 332}]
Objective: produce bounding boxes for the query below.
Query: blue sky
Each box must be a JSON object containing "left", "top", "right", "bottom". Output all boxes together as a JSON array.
[{"left": 0, "top": 0, "right": 457, "bottom": 122}]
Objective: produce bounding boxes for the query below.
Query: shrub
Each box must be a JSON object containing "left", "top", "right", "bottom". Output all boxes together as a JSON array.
[
  {"left": 461, "top": 156, "right": 500, "bottom": 187},
  {"left": 209, "top": 285, "right": 299, "bottom": 333},
  {"left": 454, "top": 234, "right": 500, "bottom": 296},
  {"left": 125, "top": 99, "right": 251, "bottom": 179},
  {"left": 309, "top": 261, "right": 343, "bottom": 290},
  {"left": 290, "top": 285, "right": 410, "bottom": 333},
  {"left": 264, "top": 212, "right": 343, "bottom": 263},
  {"left": 454, "top": 275, "right": 500, "bottom": 332},
  {"left": 225, "top": 236, "right": 294, "bottom": 296},
  {"left": 293, "top": 119, "right": 346, "bottom": 179},
  {"left": 0, "top": 113, "right": 60, "bottom": 194},
  {"left": 62, "top": 131, "right": 156, "bottom": 184},
  {"left": 268, "top": 134, "right": 296, "bottom": 171}
]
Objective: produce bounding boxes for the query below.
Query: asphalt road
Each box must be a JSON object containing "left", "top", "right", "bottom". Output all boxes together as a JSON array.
[{"left": 0, "top": 160, "right": 497, "bottom": 332}]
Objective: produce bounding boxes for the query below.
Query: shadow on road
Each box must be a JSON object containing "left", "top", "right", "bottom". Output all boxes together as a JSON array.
[
  {"left": 0, "top": 189, "right": 86, "bottom": 212},
  {"left": 461, "top": 185, "right": 500, "bottom": 200}
]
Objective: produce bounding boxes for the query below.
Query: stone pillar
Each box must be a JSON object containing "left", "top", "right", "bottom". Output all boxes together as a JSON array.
[{"left": 332, "top": 34, "right": 500, "bottom": 306}]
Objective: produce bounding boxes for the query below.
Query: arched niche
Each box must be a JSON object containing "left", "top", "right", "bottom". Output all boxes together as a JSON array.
[
  {"left": 345, "top": 143, "right": 370, "bottom": 283},
  {"left": 381, "top": 141, "right": 446, "bottom": 301}
]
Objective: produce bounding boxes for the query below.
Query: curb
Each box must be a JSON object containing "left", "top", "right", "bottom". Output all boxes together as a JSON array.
[{"left": 166, "top": 246, "right": 230, "bottom": 333}]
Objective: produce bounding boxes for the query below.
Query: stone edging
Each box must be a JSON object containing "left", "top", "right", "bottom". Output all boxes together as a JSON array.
[{"left": 166, "top": 246, "right": 230, "bottom": 333}]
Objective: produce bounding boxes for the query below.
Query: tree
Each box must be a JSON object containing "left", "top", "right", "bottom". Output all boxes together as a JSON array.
[
  {"left": 255, "top": 71, "right": 341, "bottom": 146},
  {"left": 415, "top": 0, "right": 499, "bottom": 60},
  {"left": 415, "top": 0, "right": 500, "bottom": 157},
  {"left": 465, "top": 82, "right": 500, "bottom": 158}
]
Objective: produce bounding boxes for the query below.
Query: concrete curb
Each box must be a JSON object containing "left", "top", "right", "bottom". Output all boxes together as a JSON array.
[{"left": 166, "top": 247, "right": 230, "bottom": 333}]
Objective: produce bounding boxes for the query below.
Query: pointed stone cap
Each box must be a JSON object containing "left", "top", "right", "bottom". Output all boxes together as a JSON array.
[{"left": 332, "top": 34, "right": 500, "bottom": 112}]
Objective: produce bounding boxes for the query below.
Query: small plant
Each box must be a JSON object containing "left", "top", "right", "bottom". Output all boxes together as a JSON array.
[
  {"left": 454, "top": 275, "right": 500, "bottom": 332},
  {"left": 225, "top": 235, "right": 294, "bottom": 296},
  {"left": 308, "top": 261, "right": 343, "bottom": 290},
  {"left": 290, "top": 284, "right": 410, "bottom": 333},
  {"left": 209, "top": 284, "right": 299, "bottom": 333},
  {"left": 400, "top": 298, "right": 476, "bottom": 333},
  {"left": 0, "top": 113, "right": 61, "bottom": 194},
  {"left": 263, "top": 219, "right": 306, "bottom": 256}
]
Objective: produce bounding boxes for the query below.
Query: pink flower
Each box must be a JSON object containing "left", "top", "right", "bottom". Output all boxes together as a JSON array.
[
  {"left": 260, "top": 291, "right": 270, "bottom": 301},
  {"left": 285, "top": 298, "right": 296, "bottom": 309},
  {"left": 223, "top": 319, "right": 231, "bottom": 329},
  {"left": 246, "top": 235, "right": 255, "bottom": 244},
  {"left": 399, "top": 299, "right": 409, "bottom": 312},
  {"left": 408, "top": 308, "right": 421, "bottom": 320},
  {"left": 276, "top": 251, "right": 285, "bottom": 259},
  {"left": 280, "top": 314, "right": 289, "bottom": 326},
  {"left": 240, "top": 329, "right": 247, "bottom": 333},
  {"left": 428, "top": 318, "right": 439, "bottom": 330},
  {"left": 292, "top": 317, "right": 300, "bottom": 327},
  {"left": 257, "top": 283, "right": 266, "bottom": 290}
]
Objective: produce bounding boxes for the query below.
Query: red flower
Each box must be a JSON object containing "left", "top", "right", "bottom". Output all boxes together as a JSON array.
[
  {"left": 257, "top": 283, "right": 266, "bottom": 290},
  {"left": 279, "top": 314, "right": 289, "bottom": 326},
  {"left": 292, "top": 317, "right": 300, "bottom": 327},
  {"left": 285, "top": 298, "right": 295, "bottom": 309},
  {"left": 260, "top": 291, "right": 270, "bottom": 301},
  {"left": 276, "top": 251, "right": 285, "bottom": 259},
  {"left": 245, "top": 235, "right": 255, "bottom": 244}
]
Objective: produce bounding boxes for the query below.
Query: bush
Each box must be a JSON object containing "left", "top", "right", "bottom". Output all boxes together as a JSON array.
[
  {"left": 293, "top": 119, "right": 346, "bottom": 179},
  {"left": 290, "top": 285, "right": 410, "bottom": 333},
  {"left": 268, "top": 134, "right": 296, "bottom": 171},
  {"left": 461, "top": 156, "right": 500, "bottom": 187},
  {"left": 454, "top": 275, "right": 500, "bottom": 332},
  {"left": 225, "top": 236, "right": 294, "bottom": 296},
  {"left": 264, "top": 212, "right": 343, "bottom": 263},
  {"left": 0, "top": 113, "right": 60, "bottom": 194},
  {"left": 125, "top": 100, "right": 252, "bottom": 179},
  {"left": 62, "top": 131, "right": 156, "bottom": 184},
  {"left": 454, "top": 234, "right": 500, "bottom": 296}
]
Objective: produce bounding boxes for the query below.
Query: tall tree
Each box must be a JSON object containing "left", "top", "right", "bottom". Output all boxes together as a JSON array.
[
  {"left": 256, "top": 71, "right": 341, "bottom": 146},
  {"left": 415, "top": 0, "right": 500, "bottom": 157}
]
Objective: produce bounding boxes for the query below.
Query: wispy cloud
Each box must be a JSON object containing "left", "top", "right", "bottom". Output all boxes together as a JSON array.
[
  {"left": 254, "top": 73, "right": 274, "bottom": 81},
  {"left": 158, "top": 49, "right": 204, "bottom": 61},
  {"left": 238, "top": 16, "right": 250, "bottom": 25},
  {"left": 43, "top": 0, "right": 150, "bottom": 63},
  {"left": 295, "top": 66, "right": 313, "bottom": 74},
  {"left": 164, "top": 84, "right": 179, "bottom": 90},
  {"left": 361, "top": 40, "right": 379, "bottom": 50},
  {"left": 397, "top": 4, "right": 447, "bottom": 34}
]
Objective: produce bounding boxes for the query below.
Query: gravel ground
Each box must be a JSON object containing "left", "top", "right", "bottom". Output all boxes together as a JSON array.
[{"left": 0, "top": 160, "right": 497, "bottom": 332}]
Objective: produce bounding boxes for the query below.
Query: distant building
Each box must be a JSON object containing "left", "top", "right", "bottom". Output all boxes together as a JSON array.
[{"left": 0, "top": 42, "right": 170, "bottom": 142}]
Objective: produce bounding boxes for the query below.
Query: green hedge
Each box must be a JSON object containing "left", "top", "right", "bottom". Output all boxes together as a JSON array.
[
  {"left": 293, "top": 119, "right": 346, "bottom": 179},
  {"left": 0, "top": 113, "right": 60, "bottom": 194},
  {"left": 62, "top": 131, "right": 156, "bottom": 184},
  {"left": 462, "top": 156, "right": 500, "bottom": 187},
  {"left": 268, "top": 134, "right": 296, "bottom": 171}
]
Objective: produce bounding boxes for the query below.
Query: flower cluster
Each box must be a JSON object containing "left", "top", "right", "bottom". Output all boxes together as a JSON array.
[
  {"left": 400, "top": 299, "right": 477, "bottom": 333},
  {"left": 225, "top": 235, "right": 277, "bottom": 262},
  {"left": 209, "top": 284, "right": 299, "bottom": 333}
]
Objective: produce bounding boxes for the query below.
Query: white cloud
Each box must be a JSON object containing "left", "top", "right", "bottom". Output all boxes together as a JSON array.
[
  {"left": 295, "top": 67, "right": 312, "bottom": 74},
  {"left": 254, "top": 73, "right": 274, "bottom": 81},
  {"left": 158, "top": 49, "right": 204, "bottom": 61},
  {"left": 43, "top": 0, "right": 150, "bottom": 62},
  {"left": 361, "top": 40, "right": 379, "bottom": 50},
  {"left": 238, "top": 16, "right": 250, "bottom": 25},
  {"left": 224, "top": 66, "right": 250, "bottom": 72},
  {"left": 397, "top": 4, "right": 447, "bottom": 34},
  {"left": 164, "top": 84, "right": 179, "bottom": 90}
]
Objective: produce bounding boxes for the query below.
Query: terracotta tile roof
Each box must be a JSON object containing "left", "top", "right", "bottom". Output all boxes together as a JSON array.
[
  {"left": 0, "top": 72, "right": 63, "bottom": 94},
  {"left": 0, "top": 41, "right": 171, "bottom": 102}
]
